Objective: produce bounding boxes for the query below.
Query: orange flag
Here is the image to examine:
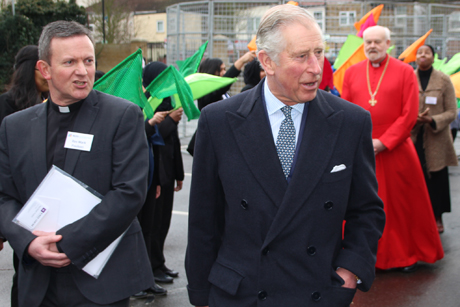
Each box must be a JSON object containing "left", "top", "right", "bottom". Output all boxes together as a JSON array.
[
  {"left": 333, "top": 44, "right": 367, "bottom": 95},
  {"left": 451, "top": 71, "right": 460, "bottom": 99},
  {"left": 398, "top": 29, "right": 433, "bottom": 63},
  {"left": 287, "top": 1, "right": 299, "bottom": 5},
  {"left": 247, "top": 35, "right": 257, "bottom": 52},
  {"left": 354, "top": 4, "right": 384, "bottom": 33}
]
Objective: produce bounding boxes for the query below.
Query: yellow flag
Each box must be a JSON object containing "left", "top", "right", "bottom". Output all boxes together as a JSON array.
[{"left": 398, "top": 29, "right": 433, "bottom": 63}]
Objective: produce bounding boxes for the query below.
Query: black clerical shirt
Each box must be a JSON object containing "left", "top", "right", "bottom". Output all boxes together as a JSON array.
[{"left": 46, "top": 98, "right": 84, "bottom": 171}]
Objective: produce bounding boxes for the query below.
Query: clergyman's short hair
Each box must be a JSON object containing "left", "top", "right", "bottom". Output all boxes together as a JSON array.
[
  {"left": 38, "top": 20, "right": 94, "bottom": 64},
  {"left": 256, "top": 4, "right": 322, "bottom": 64}
]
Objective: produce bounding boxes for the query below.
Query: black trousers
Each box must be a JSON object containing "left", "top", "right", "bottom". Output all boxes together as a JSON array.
[
  {"left": 150, "top": 184, "right": 175, "bottom": 270},
  {"left": 40, "top": 267, "right": 129, "bottom": 307},
  {"left": 138, "top": 183, "right": 159, "bottom": 270},
  {"left": 11, "top": 252, "right": 18, "bottom": 307}
]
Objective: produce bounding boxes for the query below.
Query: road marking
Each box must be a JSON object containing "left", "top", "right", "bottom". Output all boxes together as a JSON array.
[{"left": 173, "top": 210, "right": 189, "bottom": 216}]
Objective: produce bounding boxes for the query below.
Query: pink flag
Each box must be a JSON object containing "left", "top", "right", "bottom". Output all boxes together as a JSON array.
[{"left": 357, "top": 13, "right": 376, "bottom": 38}]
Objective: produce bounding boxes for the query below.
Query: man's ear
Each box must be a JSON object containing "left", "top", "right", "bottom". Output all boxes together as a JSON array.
[
  {"left": 258, "top": 50, "right": 276, "bottom": 76},
  {"left": 36, "top": 60, "right": 52, "bottom": 81}
]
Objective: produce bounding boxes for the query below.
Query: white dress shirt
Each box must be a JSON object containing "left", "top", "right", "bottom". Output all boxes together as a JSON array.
[{"left": 264, "top": 80, "right": 305, "bottom": 147}]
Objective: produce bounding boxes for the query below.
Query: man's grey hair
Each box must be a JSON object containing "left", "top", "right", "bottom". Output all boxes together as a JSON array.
[
  {"left": 256, "top": 4, "right": 322, "bottom": 64},
  {"left": 363, "top": 25, "right": 391, "bottom": 41},
  {"left": 38, "top": 20, "right": 95, "bottom": 64}
]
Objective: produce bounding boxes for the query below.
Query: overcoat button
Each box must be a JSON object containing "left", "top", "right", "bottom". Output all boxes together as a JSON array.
[
  {"left": 311, "top": 291, "right": 321, "bottom": 302},
  {"left": 262, "top": 247, "right": 269, "bottom": 255},
  {"left": 324, "top": 201, "right": 333, "bottom": 210},
  {"left": 258, "top": 290, "right": 267, "bottom": 300},
  {"left": 307, "top": 246, "right": 316, "bottom": 256},
  {"left": 241, "top": 199, "right": 248, "bottom": 209}
]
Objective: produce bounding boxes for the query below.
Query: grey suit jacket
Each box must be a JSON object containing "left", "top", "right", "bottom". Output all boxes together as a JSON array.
[
  {"left": 186, "top": 81, "right": 385, "bottom": 307},
  {"left": 0, "top": 90, "right": 154, "bottom": 306}
]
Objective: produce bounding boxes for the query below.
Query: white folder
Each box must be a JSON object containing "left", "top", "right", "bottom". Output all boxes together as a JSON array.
[{"left": 13, "top": 165, "right": 125, "bottom": 279}]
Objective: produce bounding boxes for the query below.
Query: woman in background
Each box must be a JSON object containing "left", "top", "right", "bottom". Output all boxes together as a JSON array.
[
  {"left": 0, "top": 45, "right": 48, "bottom": 123},
  {"left": 0, "top": 44, "right": 48, "bottom": 307},
  {"left": 187, "top": 51, "right": 256, "bottom": 155},
  {"left": 411, "top": 45, "right": 458, "bottom": 233},
  {"left": 241, "top": 59, "right": 265, "bottom": 92},
  {"left": 197, "top": 51, "right": 256, "bottom": 110}
]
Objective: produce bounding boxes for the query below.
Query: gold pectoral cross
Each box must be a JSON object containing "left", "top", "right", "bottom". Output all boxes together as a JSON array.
[{"left": 369, "top": 96, "right": 377, "bottom": 107}]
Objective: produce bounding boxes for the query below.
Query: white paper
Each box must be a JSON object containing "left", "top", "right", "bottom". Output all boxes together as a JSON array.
[{"left": 13, "top": 166, "right": 125, "bottom": 278}]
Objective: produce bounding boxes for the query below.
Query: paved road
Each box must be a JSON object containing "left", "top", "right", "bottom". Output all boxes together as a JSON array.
[{"left": 2, "top": 130, "right": 460, "bottom": 307}]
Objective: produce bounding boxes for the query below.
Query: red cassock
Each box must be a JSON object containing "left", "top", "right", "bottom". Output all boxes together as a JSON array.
[{"left": 342, "top": 55, "right": 444, "bottom": 269}]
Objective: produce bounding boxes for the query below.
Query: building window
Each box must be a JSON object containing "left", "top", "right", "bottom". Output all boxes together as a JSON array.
[
  {"left": 157, "top": 20, "right": 165, "bottom": 33},
  {"left": 449, "top": 12, "right": 460, "bottom": 32},
  {"left": 307, "top": 7, "right": 325, "bottom": 32},
  {"left": 247, "top": 17, "right": 260, "bottom": 32},
  {"left": 313, "top": 11, "right": 324, "bottom": 30},
  {"left": 339, "top": 11, "right": 356, "bottom": 26},
  {"left": 395, "top": 6, "right": 407, "bottom": 27}
]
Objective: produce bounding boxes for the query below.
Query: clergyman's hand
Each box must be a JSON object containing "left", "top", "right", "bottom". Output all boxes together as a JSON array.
[
  {"left": 28, "top": 231, "right": 71, "bottom": 268},
  {"left": 336, "top": 267, "right": 358, "bottom": 289},
  {"left": 372, "top": 139, "right": 386, "bottom": 155}
]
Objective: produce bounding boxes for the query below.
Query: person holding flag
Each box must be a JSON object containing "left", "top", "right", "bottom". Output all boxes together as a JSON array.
[{"left": 342, "top": 26, "right": 444, "bottom": 272}]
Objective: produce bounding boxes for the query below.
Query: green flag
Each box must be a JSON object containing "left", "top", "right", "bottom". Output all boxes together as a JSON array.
[
  {"left": 145, "top": 65, "right": 199, "bottom": 120},
  {"left": 183, "top": 73, "right": 237, "bottom": 100},
  {"left": 432, "top": 53, "right": 447, "bottom": 71},
  {"left": 177, "top": 41, "right": 208, "bottom": 77},
  {"left": 439, "top": 52, "right": 460, "bottom": 76},
  {"left": 333, "top": 35, "right": 363, "bottom": 70},
  {"left": 93, "top": 49, "right": 151, "bottom": 114}
]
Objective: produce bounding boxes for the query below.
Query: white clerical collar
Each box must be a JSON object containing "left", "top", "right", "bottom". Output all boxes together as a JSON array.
[
  {"left": 59, "top": 106, "right": 70, "bottom": 113},
  {"left": 370, "top": 55, "right": 388, "bottom": 68},
  {"left": 264, "top": 80, "right": 304, "bottom": 116}
]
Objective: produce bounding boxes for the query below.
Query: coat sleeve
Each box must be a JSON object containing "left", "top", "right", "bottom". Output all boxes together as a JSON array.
[
  {"left": 379, "top": 66, "right": 419, "bottom": 150},
  {"left": 333, "top": 111, "right": 385, "bottom": 292},
  {"left": 430, "top": 73, "right": 458, "bottom": 133},
  {"left": 185, "top": 107, "right": 225, "bottom": 306},
  {"left": 56, "top": 103, "right": 149, "bottom": 269},
  {"left": 0, "top": 119, "right": 37, "bottom": 262}
]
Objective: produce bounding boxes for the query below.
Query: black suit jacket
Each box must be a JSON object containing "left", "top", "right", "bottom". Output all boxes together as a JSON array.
[
  {"left": 0, "top": 90, "right": 154, "bottom": 306},
  {"left": 186, "top": 81, "right": 385, "bottom": 306}
]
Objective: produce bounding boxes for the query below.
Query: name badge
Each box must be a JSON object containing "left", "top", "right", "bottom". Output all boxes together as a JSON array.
[
  {"left": 64, "top": 132, "right": 94, "bottom": 152},
  {"left": 15, "top": 199, "right": 49, "bottom": 230},
  {"left": 426, "top": 96, "right": 437, "bottom": 105}
]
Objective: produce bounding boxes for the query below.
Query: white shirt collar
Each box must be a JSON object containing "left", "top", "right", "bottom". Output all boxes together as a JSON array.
[{"left": 264, "top": 80, "right": 304, "bottom": 116}]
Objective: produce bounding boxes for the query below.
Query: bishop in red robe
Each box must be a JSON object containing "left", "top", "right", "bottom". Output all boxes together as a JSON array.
[{"left": 342, "top": 26, "right": 443, "bottom": 270}]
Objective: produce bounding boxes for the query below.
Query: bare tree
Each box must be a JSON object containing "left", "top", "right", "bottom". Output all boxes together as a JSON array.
[{"left": 87, "top": 0, "right": 134, "bottom": 44}]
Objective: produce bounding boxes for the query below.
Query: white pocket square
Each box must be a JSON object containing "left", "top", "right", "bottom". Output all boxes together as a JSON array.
[{"left": 330, "top": 164, "right": 346, "bottom": 173}]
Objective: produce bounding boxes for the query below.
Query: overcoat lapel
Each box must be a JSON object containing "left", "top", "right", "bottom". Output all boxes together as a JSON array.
[
  {"left": 64, "top": 91, "right": 100, "bottom": 175},
  {"left": 31, "top": 104, "right": 48, "bottom": 184},
  {"left": 263, "top": 91, "right": 344, "bottom": 246},
  {"left": 226, "top": 84, "right": 287, "bottom": 208}
]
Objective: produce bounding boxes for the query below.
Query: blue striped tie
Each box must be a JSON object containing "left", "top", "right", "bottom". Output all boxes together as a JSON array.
[{"left": 276, "top": 106, "right": 296, "bottom": 179}]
